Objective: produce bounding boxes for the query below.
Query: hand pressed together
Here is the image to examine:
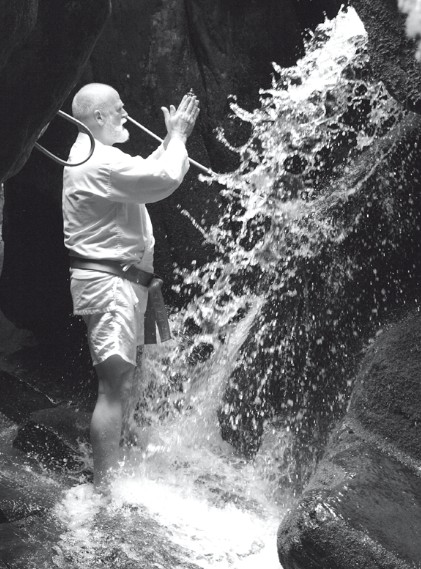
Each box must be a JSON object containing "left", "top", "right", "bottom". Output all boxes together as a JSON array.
[{"left": 161, "top": 92, "right": 200, "bottom": 144}]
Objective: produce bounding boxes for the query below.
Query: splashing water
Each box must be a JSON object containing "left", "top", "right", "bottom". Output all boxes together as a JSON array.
[
  {"left": 5, "top": 6, "right": 410, "bottom": 569},
  {"left": 172, "top": 6, "right": 402, "bottom": 339},
  {"left": 158, "top": 6, "right": 406, "bottom": 481},
  {"left": 53, "top": 302, "right": 284, "bottom": 569},
  {"left": 51, "top": 7, "right": 407, "bottom": 567}
]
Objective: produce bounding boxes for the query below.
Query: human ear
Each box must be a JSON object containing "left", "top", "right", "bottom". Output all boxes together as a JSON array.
[{"left": 94, "top": 109, "right": 104, "bottom": 125}]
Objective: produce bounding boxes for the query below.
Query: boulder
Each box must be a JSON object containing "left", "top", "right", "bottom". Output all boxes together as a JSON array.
[
  {"left": 352, "top": 0, "right": 421, "bottom": 112},
  {"left": 0, "top": 370, "right": 54, "bottom": 423},
  {"left": 277, "top": 309, "right": 421, "bottom": 568},
  {"left": 0, "top": 1, "right": 37, "bottom": 71},
  {"left": 0, "top": 521, "right": 40, "bottom": 566},
  {"left": 0, "top": 0, "right": 110, "bottom": 183},
  {"left": 0, "top": 472, "right": 48, "bottom": 523},
  {"left": 13, "top": 406, "right": 91, "bottom": 473}
]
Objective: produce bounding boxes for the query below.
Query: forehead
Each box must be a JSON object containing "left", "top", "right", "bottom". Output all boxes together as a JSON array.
[{"left": 105, "top": 89, "right": 124, "bottom": 109}]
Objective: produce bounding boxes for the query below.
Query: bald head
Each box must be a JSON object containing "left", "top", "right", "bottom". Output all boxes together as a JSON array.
[
  {"left": 72, "top": 83, "right": 129, "bottom": 145},
  {"left": 72, "top": 83, "right": 118, "bottom": 124}
]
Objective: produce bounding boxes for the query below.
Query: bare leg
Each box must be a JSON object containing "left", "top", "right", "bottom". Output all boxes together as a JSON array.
[{"left": 91, "top": 355, "right": 135, "bottom": 490}]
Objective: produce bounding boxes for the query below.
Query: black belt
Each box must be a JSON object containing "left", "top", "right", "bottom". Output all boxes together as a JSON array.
[
  {"left": 69, "top": 257, "right": 154, "bottom": 287},
  {"left": 69, "top": 256, "right": 171, "bottom": 344}
]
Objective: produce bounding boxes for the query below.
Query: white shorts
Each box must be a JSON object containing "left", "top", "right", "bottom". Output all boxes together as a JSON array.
[{"left": 70, "top": 269, "right": 148, "bottom": 367}]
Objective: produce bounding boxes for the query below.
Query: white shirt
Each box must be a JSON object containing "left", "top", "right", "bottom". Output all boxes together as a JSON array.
[{"left": 62, "top": 133, "right": 189, "bottom": 273}]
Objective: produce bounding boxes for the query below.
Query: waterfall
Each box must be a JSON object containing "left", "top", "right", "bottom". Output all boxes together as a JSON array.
[{"left": 2, "top": 6, "right": 409, "bottom": 568}]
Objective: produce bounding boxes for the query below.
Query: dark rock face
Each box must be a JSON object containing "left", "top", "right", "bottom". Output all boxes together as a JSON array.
[
  {"left": 277, "top": 310, "right": 421, "bottom": 568},
  {"left": 0, "top": 0, "right": 343, "bottom": 334},
  {"left": 0, "top": 370, "right": 54, "bottom": 423},
  {"left": 13, "top": 406, "right": 91, "bottom": 473},
  {"left": 0, "top": 0, "right": 111, "bottom": 183},
  {"left": 0, "top": 1, "right": 38, "bottom": 70},
  {"left": 352, "top": 0, "right": 421, "bottom": 113},
  {"left": 0, "top": 471, "right": 49, "bottom": 523},
  {"left": 218, "top": 104, "right": 421, "bottom": 479}
]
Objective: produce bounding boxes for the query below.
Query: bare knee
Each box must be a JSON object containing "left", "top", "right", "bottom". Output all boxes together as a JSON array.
[{"left": 95, "top": 355, "right": 135, "bottom": 400}]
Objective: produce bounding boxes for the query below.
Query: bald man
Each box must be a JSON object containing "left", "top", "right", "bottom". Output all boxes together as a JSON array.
[{"left": 62, "top": 83, "right": 199, "bottom": 491}]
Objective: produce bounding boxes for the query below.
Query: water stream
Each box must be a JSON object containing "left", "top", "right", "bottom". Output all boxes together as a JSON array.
[
  {"left": 53, "top": 301, "right": 284, "bottom": 569},
  {"left": 0, "top": 300, "right": 285, "bottom": 568},
  {"left": 0, "top": 7, "right": 405, "bottom": 569}
]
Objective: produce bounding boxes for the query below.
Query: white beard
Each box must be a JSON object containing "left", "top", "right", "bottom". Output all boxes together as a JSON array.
[{"left": 105, "top": 122, "right": 130, "bottom": 144}]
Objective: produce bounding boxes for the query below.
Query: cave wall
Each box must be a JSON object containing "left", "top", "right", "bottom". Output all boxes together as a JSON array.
[
  {"left": 277, "top": 309, "right": 421, "bottom": 568},
  {"left": 0, "top": 0, "right": 110, "bottom": 183}
]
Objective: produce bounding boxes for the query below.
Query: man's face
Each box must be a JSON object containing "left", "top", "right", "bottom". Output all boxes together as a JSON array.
[{"left": 102, "top": 92, "right": 129, "bottom": 144}]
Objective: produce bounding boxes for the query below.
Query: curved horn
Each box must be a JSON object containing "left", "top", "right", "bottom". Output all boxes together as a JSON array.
[{"left": 34, "top": 110, "right": 95, "bottom": 167}]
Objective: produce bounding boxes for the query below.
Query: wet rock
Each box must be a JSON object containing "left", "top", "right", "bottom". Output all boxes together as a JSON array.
[
  {"left": 187, "top": 341, "right": 215, "bottom": 365},
  {"left": 0, "top": 2, "right": 37, "bottom": 71},
  {"left": 0, "top": 474, "right": 46, "bottom": 523},
  {"left": 218, "top": 109, "right": 421, "bottom": 473},
  {"left": 0, "top": 0, "right": 110, "bottom": 183},
  {"left": 53, "top": 501, "right": 206, "bottom": 569},
  {"left": 0, "top": 370, "right": 54, "bottom": 423},
  {"left": 0, "top": 522, "right": 30, "bottom": 565},
  {"left": 13, "top": 406, "right": 91, "bottom": 473},
  {"left": 352, "top": 0, "right": 421, "bottom": 113},
  {"left": 0, "top": 514, "right": 58, "bottom": 568},
  {"left": 277, "top": 310, "right": 421, "bottom": 568}
]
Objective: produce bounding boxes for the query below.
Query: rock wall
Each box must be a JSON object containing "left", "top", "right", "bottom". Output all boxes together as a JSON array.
[
  {"left": 216, "top": 26, "right": 421, "bottom": 478},
  {"left": 0, "top": 0, "right": 110, "bottom": 183},
  {"left": 274, "top": 3, "right": 421, "bottom": 564},
  {"left": 277, "top": 309, "right": 421, "bottom": 568}
]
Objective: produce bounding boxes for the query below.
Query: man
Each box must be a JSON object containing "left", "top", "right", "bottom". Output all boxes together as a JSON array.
[{"left": 62, "top": 83, "right": 199, "bottom": 491}]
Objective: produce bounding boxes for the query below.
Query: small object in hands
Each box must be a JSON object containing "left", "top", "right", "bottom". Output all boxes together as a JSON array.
[{"left": 188, "top": 88, "right": 195, "bottom": 96}]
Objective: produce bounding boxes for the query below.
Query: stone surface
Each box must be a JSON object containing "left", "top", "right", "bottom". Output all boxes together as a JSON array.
[
  {"left": 352, "top": 0, "right": 421, "bottom": 113},
  {"left": 0, "top": 473, "right": 47, "bottom": 523},
  {"left": 13, "top": 406, "right": 91, "bottom": 473},
  {"left": 0, "top": 339, "right": 96, "bottom": 417},
  {"left": 277, "top": 310, "right": 421, "bottom": 568},
  {"left": 0, "top": 522, "right": 35, "bottom": 567},
  {"left": 0, "top": 370, "right": 54, "bottom": 423},
  {"left": 350, "top": 311, "right": 421, "bottom": 459},
  {"left": 0, "top": 0, "right": 110, "bottom": 183},
  {"left": 0, "top": 1, "right": 37, "bottom": 71},
  {"left": 0, "top": 506, "right": 205, "bottom": 569}
]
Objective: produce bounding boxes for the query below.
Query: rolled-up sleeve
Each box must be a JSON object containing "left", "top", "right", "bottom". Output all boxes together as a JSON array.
[{"left": 108, "top": 138, "right": 189, "bottom": 204}]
